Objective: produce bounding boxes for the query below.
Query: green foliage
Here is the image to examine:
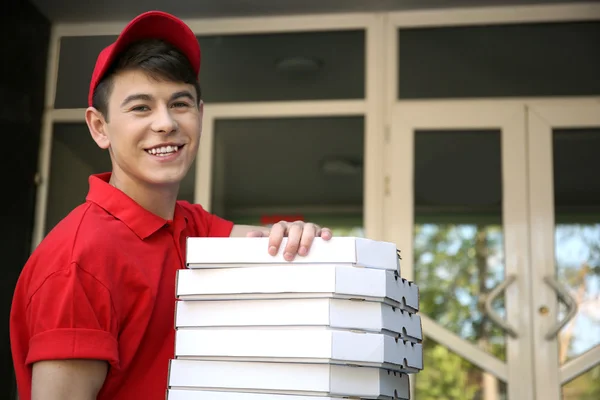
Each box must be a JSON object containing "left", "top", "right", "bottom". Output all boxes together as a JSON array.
[
  {"left": 415, "top": 339, "right": 479, "bottom": 400},
  {"left": 414, "top": 222, "right": 600, "bottom": 400},
  {"left": 413, "top": 223, "right": 506, "bottom": 399}
]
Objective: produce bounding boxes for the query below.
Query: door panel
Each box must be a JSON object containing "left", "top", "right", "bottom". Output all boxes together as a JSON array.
[
  {"left": 388, "top": 103, "right": 533, "bottom": 399},
  {"left": 527, "top": 100, "right": 600, "bottom": 400}
]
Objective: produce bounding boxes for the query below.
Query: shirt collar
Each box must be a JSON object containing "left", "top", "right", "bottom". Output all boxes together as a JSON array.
[{"left": 85, "top": 172, "right": 187, "bottom": 240}]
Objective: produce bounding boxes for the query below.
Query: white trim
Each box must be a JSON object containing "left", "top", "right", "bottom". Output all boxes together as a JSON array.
[
  {"left": 44, "top": 27, "right": 61, "bottom": 109},
  {"left": 561, "top": 345, "right": 600, "bottom": 384},
  {"left": 204, "top": 100, "right": 365, "bottom": 118},
  {"left": 421, "top": 315, "right": 508, "bottom": 382},
  {"left": 31, "top": 26, "right": 61, "bottom": 251},
  {"left": 54, "top": 12, "right": 376, "bottom": 37},
  {"left": 195, "top": 110, "right": 214, "bottom": 211},
  {"left": 50, "top": 108, "right": 86, "bottom": 122},
  {"left": 528, "top": 99, "right": 600, "bottom": 126},
  {"left": 388, "top": 2, "right": 600, "bottom": 28},
  {"left": 387, "top": 101, "right": 535, "bottom": 399},
  {"left": 501, "top": 104, "right": 537, "bottom": 400},
  {"left": 363, "top": 13, "right": 386, "bottom": 241},
  {"left": 527, "top": 99, "right": 600, "bottom": 400},
  {"left": 394, "top": 97, "right": 600, "bottom": 107},
  {"left": 382, "top": 11, "right": 397, "bottom": 243}
]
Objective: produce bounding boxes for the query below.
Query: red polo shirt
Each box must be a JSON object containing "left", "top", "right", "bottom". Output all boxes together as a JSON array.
[{"left": 10, "top": 172, "right": 234, "bottom": 400}]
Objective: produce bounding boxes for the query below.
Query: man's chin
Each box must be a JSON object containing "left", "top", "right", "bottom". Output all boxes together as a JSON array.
[{"left": 141, "top": 171, "right": 186, "bottom": 188}]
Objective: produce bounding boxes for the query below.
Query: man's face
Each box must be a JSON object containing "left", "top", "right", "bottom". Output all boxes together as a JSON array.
[{"left": 94, "top": 69, "right": 202, "bottom": 188}]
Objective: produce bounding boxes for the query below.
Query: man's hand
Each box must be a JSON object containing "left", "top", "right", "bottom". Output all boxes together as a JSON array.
[
  {"left": 32, "top": 359, "right": 107, "bottom": 400},
  {"left": 246, "top": 220, "right": 333, "bottom": 261}
]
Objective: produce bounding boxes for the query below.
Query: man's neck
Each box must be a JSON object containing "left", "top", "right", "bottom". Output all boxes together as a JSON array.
[{"left": 109, "top": 172, "right": 179, "bottom": 220}]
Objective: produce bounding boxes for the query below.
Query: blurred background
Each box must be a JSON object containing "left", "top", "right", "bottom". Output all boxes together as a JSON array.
[{"left": 3, "top": 0, "right": 599, "bottom": 399}]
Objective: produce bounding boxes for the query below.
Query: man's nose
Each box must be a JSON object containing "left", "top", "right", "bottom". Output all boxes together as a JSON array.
[{"left": 151, "top": 106, "right": 178, "bottom": 133}]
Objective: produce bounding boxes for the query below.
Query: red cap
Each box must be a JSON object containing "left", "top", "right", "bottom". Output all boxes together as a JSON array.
[{"left": 88, "top": 11, "right": 201, "bottom": 107}]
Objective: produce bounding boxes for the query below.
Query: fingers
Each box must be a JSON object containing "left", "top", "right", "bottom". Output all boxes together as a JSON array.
[
  {"left": 294, "top": 222, "right": 316, "bottom": 258},
  {"left": 268, "top": 221, "right": 288, "bottom": 256},
  {"left": 266, "top": 220, "right": 333, "bottom": 261},
  {"left": 245, "top": 230, "right": 265, "bottom": 237},
  {"left": 319, "top": 227, "right": 333, "bottom": 241},
  {"left": 281, "top": 221, "right": 306, "bottom": 261}
]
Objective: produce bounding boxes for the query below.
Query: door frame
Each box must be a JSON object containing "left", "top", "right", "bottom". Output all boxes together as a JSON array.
[{"left": 527, "top": 98, "right": 600, "bottom": 400}]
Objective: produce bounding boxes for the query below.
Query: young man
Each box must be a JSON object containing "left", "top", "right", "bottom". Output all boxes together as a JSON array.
[{"left": 10, "top": 10, "right": 332, "bottom": 400}]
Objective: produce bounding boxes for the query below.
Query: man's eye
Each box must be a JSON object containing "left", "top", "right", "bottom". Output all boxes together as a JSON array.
[
  {"left": 132, "top": 105, "right": 149, "bottom": 112},
  {"left": 172, "top": 102, "right": 190, "bottom": 108}
]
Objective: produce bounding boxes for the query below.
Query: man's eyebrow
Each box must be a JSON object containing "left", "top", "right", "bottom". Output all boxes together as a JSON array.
[
  {"left": 120, "top": 93, "right": 153, "bottom": 107},
  {"left": 171, "top": 91, "right": 195, "bottom": 102}
]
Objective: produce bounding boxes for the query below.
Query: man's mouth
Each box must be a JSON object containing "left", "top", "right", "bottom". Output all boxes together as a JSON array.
[{"left": 145, "top": 145, "right": 184, "bottom": 157}]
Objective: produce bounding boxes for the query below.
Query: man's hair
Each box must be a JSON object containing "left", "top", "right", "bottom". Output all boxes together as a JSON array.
[{"left": 92, "top": 39, "right": 202, "bottom": 121}]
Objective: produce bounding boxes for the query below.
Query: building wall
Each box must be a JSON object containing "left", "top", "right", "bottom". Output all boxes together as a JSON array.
[{"left": 0, "top": 0, "right": 50, "bottom": 397}]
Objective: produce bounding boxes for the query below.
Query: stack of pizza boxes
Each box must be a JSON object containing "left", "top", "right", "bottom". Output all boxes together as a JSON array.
[{"left": 167, "top": 237, "right": 423, "bottom": 399}]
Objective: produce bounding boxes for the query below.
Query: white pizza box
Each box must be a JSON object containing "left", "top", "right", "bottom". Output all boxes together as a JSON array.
[
  {"left": 167, "top": 389, "right": 409, "bottom": 400},
  {"left": 175, "top": 265, "right": 419, "bottom": 312},
  {"left": 185, "top": 237, "right": 400, "bottom": 272},
  {"left": 175, "top": 298, "right": 422, "bottom": 341},
  {"left": 174, "top": 328, "right": 423, "bottom": 372},
  {"left": 168, "top": 359, "right": 410, "bottom": 399}
]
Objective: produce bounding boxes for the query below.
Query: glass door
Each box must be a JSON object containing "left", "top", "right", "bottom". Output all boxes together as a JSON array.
[
  {"left": 387, "top": 102, "right": 534, "bottom": 399},
  {"left": 527, "top": 99, "right": 600, "bottom": 400}
]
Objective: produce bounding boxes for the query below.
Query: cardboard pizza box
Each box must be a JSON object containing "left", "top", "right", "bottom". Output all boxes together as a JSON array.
[
  {"left": 185, "top": 237, "right": 401, "bottom": 272},
  {"left": 168, "top": 359, "right": 410, "bottom": 399},
  {"left": 166, "top": 389, "right": 408, "bottom": 400},
  {"left": 174, "top": 297, "right": 422, "bottom": 341},
  {"left": 175, "top": 265, "right": 419, "bottom": 312},
  {"left": 174, "top": 328, "right": 423, "bottom": 372}
]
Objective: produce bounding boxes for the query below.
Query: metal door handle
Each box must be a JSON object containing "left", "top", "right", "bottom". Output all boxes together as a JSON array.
[
  {"left": 484, "top": 274, "right": 518, "bottom": 338},
  {"left": 543, "top": 275, "right": 579, "bottom": 340}
]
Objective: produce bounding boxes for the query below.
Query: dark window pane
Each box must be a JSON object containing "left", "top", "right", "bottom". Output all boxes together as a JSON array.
[
  {"left": 54, "top": 36, "right": 117, "bottom": 109},
  {"left": 198, "top": 30, "right": 364, "bottom": 103},
  {"left": 553, "top": 128, "right": 600, "bottom": 211},
  {"left": 211, "top": 116, "right": 364, "bottom": 218},
  {"left": 398, "top": 21, "right": 600, "bottom": 99},
  {"left": 414, "top": 130, "right": 502, "bottom": 213}
]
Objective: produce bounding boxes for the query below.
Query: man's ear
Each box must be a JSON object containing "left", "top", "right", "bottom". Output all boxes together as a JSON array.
[{"left": 85, "top": 107, "right": 110, "bottom": 150}]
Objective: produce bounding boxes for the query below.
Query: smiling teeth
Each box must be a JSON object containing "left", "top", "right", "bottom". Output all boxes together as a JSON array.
[{"left": 147, "top": 145, "right": 179, "bottom": 156}]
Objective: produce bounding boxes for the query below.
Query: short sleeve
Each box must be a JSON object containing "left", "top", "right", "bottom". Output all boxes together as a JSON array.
[
  {"left": 25, "top": 261, "right": 120, "bottom": 369},
  {"left": 183, "top": 202, "right": 234, "bottom": 237}
]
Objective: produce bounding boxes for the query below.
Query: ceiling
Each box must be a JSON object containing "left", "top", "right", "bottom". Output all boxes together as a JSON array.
[{"left": 31, "top": 0, "right": 582, "bottom": 22}]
